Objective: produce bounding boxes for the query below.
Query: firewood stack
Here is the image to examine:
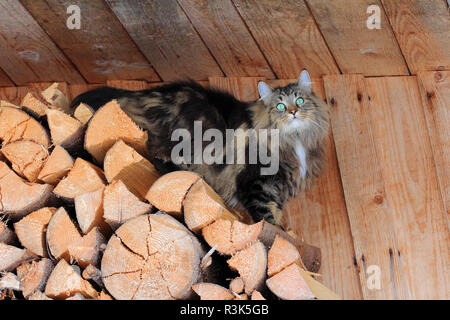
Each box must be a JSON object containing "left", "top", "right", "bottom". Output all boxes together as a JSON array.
[{"left": 0, "top": 83, "right": 339, "bottom": 300}]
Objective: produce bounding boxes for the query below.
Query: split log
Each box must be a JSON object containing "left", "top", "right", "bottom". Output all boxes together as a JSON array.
[
  {"left": 27, "top": 291, "right": 52, "bottom": 300},
  {"left": 1, "top": 140, "right": 48, "bottom": 182},
  {"left": 0, "top": 161, "right": 54, "bottom": 220},
  {"left": 84, "top": 100, "right": 148, "bottom": 164},
  {"left": 145, "top": 171, "right": 200, "bottom": 216},
  {"left": 0, "top": 100, "right": 16, "bottom": 108},
  {"left": 266, "top": 264, "right": 315, "bottom": 300},
  {"left": 46, "top": 109, "right": 84, "bottom": 151},
  {"left": 82, "top": 264, "right": 103, "bottom": 288},
  {"left": 296, "top": 267, "right": 341, "bottom": 300},
  {"left": 267, "top": 235, "right": 302, "bottom": 277},
  {"left": 229, "top": 277, "right": 244, "bottom": 294},
  {"left": 251, "top": 290, "right": 265, "bottom": 300},
  {"left": 192, "top": 283, "right": 234, "bottom": 300},
  {"left": 75, "top": 186, "right": 110, "bottom": 235},
  {"left": 73, "top": 103, "right": 94, "bottom": 125},
  {"left": 103, "top": 139, "right": 159, "bottom": 199},
  {"left": 0, "top": 106, "right": 50, "bottom": 148},
  {"left": 234, "top": 293, "right": 248, "bottom": 300},
  {"left": 0, "top": 220, "right": 16, "bottom": 244},
  {"left": 202, "top": 219, "right": 321, "bottom": 272},
  {"left": 184, "top": 179, "right": 238, "bottom": 232},
  {"left": 227, "top": 241, "right": 267, "bottom": 295},
  {"left": 101, "top": 213, "right": 205, "bottom": 300},
  {"left": 45, "top": 259, "right": 98, "bottom": 299},
  {"left": 68, "top": 227, "right": 106, "bottom": 268},
  {"left": 14, "top": 207, "right": 56, "bottom": 257},
  {"left": 103, "top": 180, "right": 151, "bottom": 230},
  {"left": 41, "top": 83, "right": 70, "bottom": 113},
  {"left": 0, "top": 272, "right": 20, "bottom": 291},
  {"left": 38, "top": 145, "right": 74, "bottom": 185},
  {"left": 21, "top": 92, "right": 49, "bottom": 118},
  {"left": 16, "top": 258, "right": 54, "bottom": 298},
  {"left": 0, "top": 243, "right": 36, "bottom": 272},
  {"left": 53, "top": 158, "right": 106, "bottom": 201},
  {"left": 65, "top": 293, "right": 85, "bottom": 300},
  {"left": 46, "top": 207, "right": 82, "bottom": 261}
]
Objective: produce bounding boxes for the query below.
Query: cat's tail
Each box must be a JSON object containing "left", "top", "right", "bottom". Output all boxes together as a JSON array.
[{"left": 69, "top": 86, "right": 134, "bottom": 111}]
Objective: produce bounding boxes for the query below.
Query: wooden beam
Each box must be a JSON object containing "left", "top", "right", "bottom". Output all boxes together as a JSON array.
[
  {"left": 417, "top": 71, "right": 449, "bottom": 216},
  {"left": 381, "top": 0, "right": 450, "bottom": 74},
  {"left": 0, "top": 69, "right": 14, "bottom": 87},
  {"left": 208, "top": 77, "right": 264, "bottom": 102},
  {"left": 270, "top": 78, "right": 363, "bottom": 300},
  {"left": 305, "top": 0, "right": 409, "bottom": 76},
  {"left": 106, "top": 0, "right": 223, "bottom": 81},
  {"left": 0, "top": 0, "right": 85, "bottom": 85},
  {"left": 177, "top": 0, "right": 274, "bottom": 79},
  {"left": 20, "top": 0, "right": 160, "bottom": 83},
  {"left": 232, "top": 0, "right": 339, "bottom": 78},
  {"left": 365, "top": 76, "right": 449, "bottom": 299}
]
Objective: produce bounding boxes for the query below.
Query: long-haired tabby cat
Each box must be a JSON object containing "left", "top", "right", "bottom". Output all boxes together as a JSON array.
[{"left": 70, "top": 70, "right": 329, "bottom": 225}]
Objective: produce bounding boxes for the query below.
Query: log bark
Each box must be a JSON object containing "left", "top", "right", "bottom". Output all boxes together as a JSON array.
[
  {"left": 1, "top": 140, "right": 48, "bottom": 182},
  {"left": 84, "top": 100, "right": 148, "bottom": 164},
  {"left": 82, "top": 264, "right": 103, "bottom": 288},
  {"left": 0, "top": 106, "right": 50, "bottom": 148},
  {"left": 74, "top": 186, "right": 110, "bottom": 235},
  {"left": 46, "top": 109, "right": 84, "bottom": 151},
  {"left": 16, "top": 258, "right": 54, "bottom": 298},
  {"left": 145, "top": 171, "right": 201, "bottom": 217},
  {"left": 101, "top": 213, "right": 205, "bottom": 300},
  {"left": 46, "top": 207, "right": 82, "bottom": 261},
  {"left": 14, "top": 207, "right": 56, "bottom": 257},
  {"left": 103, "top": 139, "right": 159, "bottom": 200},
  {"left": 45, "top": 259, "right": 98, "bottom": 299},
  {"left": 0, "top": 161, "right": 54, "bottom": 220},
  {"left": 68, "top": 227, "right": 106, "bottom": 268},
  {"left": 103, "top": 180, "right": 151, "bottom": 230},
  {"left": 53, "top": 158, "right": 106, "bottom": 201},
  {"left": 0, "top": 220, "right": 16, "bottom": 244},
  {"left": 38, "top": 145, "right": 74, "bottom": 185},
  {"left": 192, "top": 283, "right": 234, "bottom": 300}
]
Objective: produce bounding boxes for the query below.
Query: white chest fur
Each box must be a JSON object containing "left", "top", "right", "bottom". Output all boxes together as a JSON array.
[{"left": 295, "top": 143, "right": 307, "bottom": 179}]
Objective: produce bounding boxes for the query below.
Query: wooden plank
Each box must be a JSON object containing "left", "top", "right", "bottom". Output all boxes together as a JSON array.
[
  {"left": 271, "top": 79, "right": 362, "bottom": 300},
  {"left": 0, "top": 69, "right": 14, "bottom": 87},
  {"left": 106, "top": 80, "right": 150, "bottom": 90},
  {"left": 0, "top": 87, "right": 29, "bottom": 105},
  {"left": 365, "top": 76, "right": 449, "bottom": 299},
  {"left": 68, "top": 84, "right": 103, "bottom": 100},
  {"left": 306, "top": 0, "right": 409, "bottom": 76},
  {"left": 417, "top": 71, "right": 450, "bottom": 216},
  {"left": 208, "top": 77, "right": 264, "bottom": 102},
  {"left": 106, "top": 0, "right": 223, "bottom": 81},
  {"left": 232, "top": 0, "right": 339, "bottom": 78},
  {"left": 0, "top": 0, "right": 85, "bottom": 85},
  {"left": 20, "top": 0, "right": 160, "bottom": 83},
  {"left": 177, "top": 0, "right": 274, "bottom": 78},
  {"left": 381, "top": 0, "right": 450, "bottom": 73},
  {"left": 323, "top": 74, "right": 403, "bottom": 299}
]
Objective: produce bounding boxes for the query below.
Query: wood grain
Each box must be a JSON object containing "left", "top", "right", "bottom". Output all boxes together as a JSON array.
[
  {"left": 0, "top": 69, "right": 14, "bottom": 87},
  {"left": 0, "top": 87, "right": 29, "bottom": 105},
  {"left": 232, "top": 0, "right": 339, "bottom": 78},
  {"left": 177, "top": 0, "right": 274, "bottom": 78},
  {"left": 324, "top": 74, "right": 402, "bottom": 299},
  {"left": 68, "top": 84, "right": 103, "bottom": 100},
  {"left": 306, "top": 0, "right": 409, "bottom": 76},
  {"left": 272, "top": 79, "right": 362, "bottom": 300},
  {"left": 106, "top": 0, "right": 223, "bottom": 81},
  {"left": 106, "top": 80, "right": 150, "bottom": 90},
  {"left": 20, "top": 0, "right": 160, "bottom": 84},
  {"left": 381, "top": 0, "right": 450, "bottom": 73},
  {"left": 0, "top": 0, "right": 85, "bottom": 85},
  {"left": 208, "top": 77, "right": 264, "bottom": 102},
  {"left": 366, "top": 76, "right": 449, "bottom": 299},
  {"left": 417, "top": 71, "right": 450, "bottom": 216}
]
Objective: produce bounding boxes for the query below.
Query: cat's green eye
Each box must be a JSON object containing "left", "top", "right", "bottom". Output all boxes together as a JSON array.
[
  {"left": 276, "top": 103, "right": 286, "bottom": 111},
  {"left": 296, "top": 97, "right": 305, "bottom": 106}
]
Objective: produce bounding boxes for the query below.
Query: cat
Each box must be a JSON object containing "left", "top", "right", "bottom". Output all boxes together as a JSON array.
[{"left": 70, "top": 70, "right": 329, "bottom": 225}]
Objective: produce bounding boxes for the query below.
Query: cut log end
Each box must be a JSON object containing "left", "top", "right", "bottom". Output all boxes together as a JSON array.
[
  {"left": 192, "top": 283, "right": 234, "bottom": 300},
  {"left": 38, "top": 145, "right": 74, "bottom": 185}
]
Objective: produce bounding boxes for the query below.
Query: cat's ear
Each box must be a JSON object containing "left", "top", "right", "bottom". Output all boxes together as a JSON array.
[
  {"left": 298, "top": 70, "right": 311, "bottom": 92},
  {"left": 258, "top": 81, "right": 273, "bottom": 101}
]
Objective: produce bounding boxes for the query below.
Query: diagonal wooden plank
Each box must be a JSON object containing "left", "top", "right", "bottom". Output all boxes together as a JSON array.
[
  {"left": 324, "top": 74, "right": 404, "bottom": 299},
  {"left": 106, "top": 0, "right": 223, "bottom": 81},
  {"left": 106, "top": 80, "right": 150, "bottom": 90},
  {"left": 68, "top": 84, "right": 103, "bottom": 101},
  {"left": 0, "top": 86, "right": 29, "bottom": 105},
  {"left": 366, "top": 76, "right": 449, "bottom": 299},
  {"left": 417, "top": 71, "right": 450, "bottom": 217},
  {"left": 0, "top": 69, "right": 14, "bottom": 87},
  {"left": 306, "top": 0, "right": 409, "bottom": 76},
  {"left": 20, "top": 0, "right": 160, "bottom": 83},
  {"left": 208, "top": 77, "right": 264, "bottom": 102},
  {"left": 177, "top": 0, "right": 274, "bottom": 78},
  {"left": 381, "top": 0, "right": 450, "bottom": 74},
  {"left": 271, "top": 79, "right": 362, "bottom": 300},
  {"left": 0, "top": 0, "right": 85, "bottom": 85},
  {"left": 232, "top": 0, "right": 339, "bottom": 78}
]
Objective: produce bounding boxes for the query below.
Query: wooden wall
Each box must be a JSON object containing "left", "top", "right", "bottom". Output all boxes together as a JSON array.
[{"left": 0, "top": 0, "right": 448, "bottom": 86}]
